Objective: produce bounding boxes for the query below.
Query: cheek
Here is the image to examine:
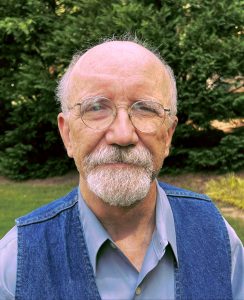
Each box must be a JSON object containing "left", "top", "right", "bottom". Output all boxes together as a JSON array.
[
  {"left": 69, "top": 124, "right": 104, "bottom": 172},
  {"left": 144, "top": 130, "right": 169, "bottom": 170},
  {"left": 154, "top": 139, "right": 167, "bottom": 167},
  {"left": 68, "top": 131, "right": 85, "bottom": 173}
]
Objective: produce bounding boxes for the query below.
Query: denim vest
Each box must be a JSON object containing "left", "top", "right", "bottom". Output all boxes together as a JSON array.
[{"left": 15, "top": 182, "right": 232, "bottom": 300}]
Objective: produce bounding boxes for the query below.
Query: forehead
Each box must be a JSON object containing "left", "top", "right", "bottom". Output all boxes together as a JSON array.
[
  {"left": 68, "top": 42, "right": 172, "bottom": 103},
  {"left": 78, "top": 42, "right": 163, "bottom": 73}
]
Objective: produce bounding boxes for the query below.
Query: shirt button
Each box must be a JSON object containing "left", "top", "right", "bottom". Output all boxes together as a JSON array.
[{"left": 135, "top": 287, "right": 141, "bottom": 295}]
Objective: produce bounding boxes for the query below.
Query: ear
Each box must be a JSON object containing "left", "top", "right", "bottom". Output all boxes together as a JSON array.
[
  {"left": 164, "top": 116, "right": 178, "bottom": 158},
  {"left": 57, "top": 112, "right": 74, "bottom": 158}
]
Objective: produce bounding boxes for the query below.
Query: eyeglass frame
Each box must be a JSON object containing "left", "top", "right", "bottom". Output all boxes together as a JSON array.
[{"left": 67, "top": 96, "right": 172, "bottom": 133}]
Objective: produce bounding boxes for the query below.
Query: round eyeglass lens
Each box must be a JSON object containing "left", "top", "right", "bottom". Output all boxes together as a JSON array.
[
  {"left": 80, "top": 97, "right": 115, "bottom": 130},
  {"left": 130, "top": 101, "right": 166, "bottom": 133}
]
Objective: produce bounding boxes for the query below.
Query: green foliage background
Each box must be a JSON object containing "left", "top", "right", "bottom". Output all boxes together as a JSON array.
[{"left": 0, "top": 0, "right": 243, "bottom": 179}]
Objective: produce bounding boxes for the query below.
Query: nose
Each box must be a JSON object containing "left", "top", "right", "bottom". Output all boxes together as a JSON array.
[{"left": 105, "top": 109, "right": 139, "bottom": 146}]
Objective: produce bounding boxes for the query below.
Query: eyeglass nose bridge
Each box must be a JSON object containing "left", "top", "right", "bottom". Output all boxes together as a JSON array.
[{"left": 110, "top": 103, "right": 134, "bottom": 126}]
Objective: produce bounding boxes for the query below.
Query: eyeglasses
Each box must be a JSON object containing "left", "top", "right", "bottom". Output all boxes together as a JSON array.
[{"left": 68, "top": 96, "right": 171, "bottom": 133}]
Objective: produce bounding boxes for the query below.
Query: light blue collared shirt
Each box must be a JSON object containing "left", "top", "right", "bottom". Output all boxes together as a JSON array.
[
  {"left": 0, "top": 182, "right": 244, "bottom": 299},
  {"left": 78, "top": 181, "right": 178, "bottom": 299}
]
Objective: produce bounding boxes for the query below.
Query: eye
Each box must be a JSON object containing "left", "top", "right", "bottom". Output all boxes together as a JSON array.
[
  {"left": 86, "top": 102, "right": 106, "bottom": 112},
  {"left": 81, "top": 98, "right": 109, "bottom": 112},
  {"left": 132, "top": 101, "right": 163, "bottom": 117},
  {"left": 81, "top": 98, "right": 114, "bottom": 121}
]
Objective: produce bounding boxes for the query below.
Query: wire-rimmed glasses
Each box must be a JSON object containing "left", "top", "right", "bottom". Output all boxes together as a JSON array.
[{"left": 68, "top": 96, "right": 171, "bottom": 133}]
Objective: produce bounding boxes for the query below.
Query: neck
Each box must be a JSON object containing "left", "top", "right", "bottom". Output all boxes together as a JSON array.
[{"left": 79, "top": 178, "right": 157, "bottom": 271}]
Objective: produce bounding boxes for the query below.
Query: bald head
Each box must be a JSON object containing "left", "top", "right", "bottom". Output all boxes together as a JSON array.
[
  {"left": 56, "top": 40, "right": 177, "bottom": 116},
  {"left": 76, "top": 41, "right": 164, "bottom": 75}
]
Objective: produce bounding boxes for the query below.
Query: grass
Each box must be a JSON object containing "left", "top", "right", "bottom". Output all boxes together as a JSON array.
[
  {"left": 0, "top": 181, "right": 75, "bottom": 238},
  {"left": 0, "top": 172, "right": 243, "bottom": 244},
  {"left": 206, "top": 173, "right": 244, "bottom": 210}
]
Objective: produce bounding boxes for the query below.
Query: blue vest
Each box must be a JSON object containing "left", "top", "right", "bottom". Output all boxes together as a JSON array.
[{"left": 15, "top": 182, "right": 232, "bottom": 300}]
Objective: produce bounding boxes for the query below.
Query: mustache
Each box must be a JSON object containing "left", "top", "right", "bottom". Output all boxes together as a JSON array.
[{"left": 83, "top": 145, "right": 153, "bottom": 171}]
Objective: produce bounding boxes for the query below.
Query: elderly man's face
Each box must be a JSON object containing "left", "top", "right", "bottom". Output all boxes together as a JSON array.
[{"left": 58, "top": 42, "right": 177, "bottom": 206}]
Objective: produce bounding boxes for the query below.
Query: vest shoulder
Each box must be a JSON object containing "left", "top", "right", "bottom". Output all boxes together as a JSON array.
[
  {"left": 16, "top": 188, "right": 78, "bottom": 226},
  {"left": 158, "top": 181, "right": 211, "bottom": 202}
]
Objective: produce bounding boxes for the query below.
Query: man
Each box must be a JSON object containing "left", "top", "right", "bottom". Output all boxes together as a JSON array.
[{"left": 0, "top": 39, "right": 243, "bottom": 300}]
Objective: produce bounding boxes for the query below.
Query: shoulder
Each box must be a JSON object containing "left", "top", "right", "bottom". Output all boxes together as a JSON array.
[
  {"left": 0, "top": 226, "right": 17, "bottom": 249},
  {"left": 0, "top": 226, "right": 17, "bottom": 298},
  {"left": 224, "top": 219, "right": 244, "bottom": 298},
  {"left": 158, "top": 181, "right": 227, "bottom": 230},
  {"left": 224, "top": 219, "right": 244, "bottom": 253},
  {"left": 16, "top": 187, "right": 79, "bottom": 226},
  {"left": 158, "top": 181, "right": 211, "bottom": 201}
]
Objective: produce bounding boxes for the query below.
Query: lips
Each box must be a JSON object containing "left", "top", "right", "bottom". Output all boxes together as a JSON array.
[{"left": 93, "top": 162, "right": 142, "bottom": 169}]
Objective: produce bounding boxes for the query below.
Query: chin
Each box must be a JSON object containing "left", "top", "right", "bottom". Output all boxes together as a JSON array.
[{"left": 86, "top": 166, "right": 152, "bottom": 207}]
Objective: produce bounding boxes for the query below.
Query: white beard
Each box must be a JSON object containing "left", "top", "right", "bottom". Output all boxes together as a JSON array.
[{"left": 83, "top": 145, "right": 157, "bottom": 207}]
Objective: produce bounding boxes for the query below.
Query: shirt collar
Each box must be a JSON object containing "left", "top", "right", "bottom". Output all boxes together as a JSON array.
[
  {"left": 154, "top": 180, "right": 178, "bottom": 265},
  {"left": 78, "top": 189, "right": 110, "bottom": 273}
]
